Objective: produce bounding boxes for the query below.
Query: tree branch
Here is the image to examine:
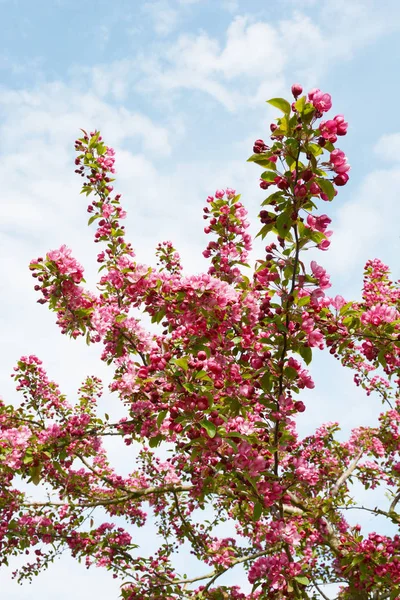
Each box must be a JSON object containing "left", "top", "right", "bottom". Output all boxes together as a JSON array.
[{"left": 330, "top": 448, "right": 364, "bottom": 497}]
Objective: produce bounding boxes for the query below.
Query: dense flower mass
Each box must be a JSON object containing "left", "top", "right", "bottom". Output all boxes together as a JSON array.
[{"left": 0, "top": 88, "right": 400, "bottom": 600}]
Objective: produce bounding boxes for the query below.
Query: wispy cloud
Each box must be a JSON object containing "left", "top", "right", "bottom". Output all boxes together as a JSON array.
[{"left": 143, "top": 0, "right": 179, "bottom": 36}]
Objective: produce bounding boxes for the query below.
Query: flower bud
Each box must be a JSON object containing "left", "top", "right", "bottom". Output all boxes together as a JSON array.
[
  {"left": 291, "top": 83, "right": 303, "bottom": 98},
  {"left": 253, "top": 139, "right": 267, "bottom": 154},
  {"left": 333, "top": 173, "right": 349, "bottom": 186}
]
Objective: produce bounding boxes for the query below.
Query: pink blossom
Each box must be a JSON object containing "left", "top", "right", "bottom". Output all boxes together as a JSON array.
[
  {"left": 334, "top": 114, "right": 348, "bottom": 136},
  {"left": 47, "top": 245, "right": 84, "bottom": 283},
  {"left": 361, "top": 303, "right": 399, "bottom": 326},
  {"left": 311, "top": 261, "right": 331, "bottom": 289},
  {"left": 331, "top": 295, "right": 346, "bottom": 310},
  {"left": 309, "top": 89, "right": 332, "bottom": 113}
]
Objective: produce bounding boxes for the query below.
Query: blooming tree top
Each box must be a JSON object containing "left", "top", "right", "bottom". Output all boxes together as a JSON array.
[{"left": 0, "top": 85, "right": 399, "bottom": 599}]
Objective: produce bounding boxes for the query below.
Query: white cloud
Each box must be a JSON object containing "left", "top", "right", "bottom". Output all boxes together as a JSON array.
[
  {"left": 134, "top": 16, "right": 287, "bottom": 110},
  {"left": 143, "top": 0, "right": 179, "bottom": 36},
  {"left": 374, "top": 132, "right": 400, "bottom": 162},
  {"left": 318, "top": 166, "right": 400, "bottom": 294},
  {"left": 222, "top": 0, "right": 240, "bottom": 12},
  {"left": 128, "top": 3, "right": 400, "bottom": 110}
]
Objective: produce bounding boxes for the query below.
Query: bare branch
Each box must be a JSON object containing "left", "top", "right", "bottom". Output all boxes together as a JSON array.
[
  {"left": 389, "top": 489, "right": 400, "bottom": 514},
  {"left": 330, "top": 448, "right": 364, "bottom": 497}
]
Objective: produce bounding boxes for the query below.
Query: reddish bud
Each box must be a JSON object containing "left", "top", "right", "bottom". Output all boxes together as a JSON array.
[{"left": 291, "top": 83, "right": 303, "bottom": 99}]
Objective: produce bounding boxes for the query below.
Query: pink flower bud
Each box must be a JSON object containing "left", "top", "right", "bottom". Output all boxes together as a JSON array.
[
  {"left": 333, "top": 173, "right": 349, "bottom": 186},
  {"left": 291, "top": 83, "right": 303, "bottom": 98},
  {"left": 334, "top": 114, "right": 348, "bottom": 136},
  {"left": 253, "top": 139, "right": 267, "bottom": 154},
  {"left": 294, "top": 184, "right": 308, "bottom": 198},
  {"left": 309, "top": 182, "right": 321, "bottom": 195}
]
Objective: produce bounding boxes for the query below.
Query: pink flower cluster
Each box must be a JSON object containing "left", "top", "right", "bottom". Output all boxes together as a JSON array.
[
  {"left": 248, "top": 552, "right": 302, "bottom": 590},
  {"left": 319, "top": 115, "right": 348, "bottom": 142},
  {"left": 361, "top": 303, "right": 399, "bottom": 326},
  {"left": 46, "top": 245, "right": 84, "bottom": 283},
  {"left": 308, "top": 88, "right": 332, "bottom": 113},
  {"left": 203, "top": 189, "right": 252, "bottom": 283},
  {"left": 330, "top": 149, "right": 351, "bottom": 186}
]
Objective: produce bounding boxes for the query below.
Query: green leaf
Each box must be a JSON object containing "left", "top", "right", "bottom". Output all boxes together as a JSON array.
[
  {"left": 88, "top": 214, "right": 100, "bottom": 226},
  {"left": 157, "top": 410, "right": 168, "bottom": 428},
  {"left": 284, "top": 366, "right": 298, "bottom": 380},
  {"left": 30, "top": 465, "right": 42, "bottom": 485},
  {"left": 267, "top": 97, "right": 291, "bottom": 114},
  {"left": 276, "top": 114, "right": 289, "bottom": 135},
  {"left": 260, "top": 170, "right": 277, "bottom": 183},
  {"left": 307, "top": 142, "right": 323, "bottom": 157},
  {"left": 260, "top": 371, "right": 272, "bottom": 392},
  {"left": 294, "top": 576, "right": 309, "bottom": 586},
  {"left": 302, "top": 103, "right": 315, "bottom": 123},
  {"left": 256, "top": 223, "right": 275, "bottom": 240},
  {"left": 225, "top": 438, "right": 238, "bottom": 453},
  {"left": 253, "top": 501, "right": 263, "bottom": 521},
  {"left": 276, "top": 211, "right": 291, "bottom": 239},
  {"left": 294, "top": 96, "right": 306, "bottom": 112},
  {"left": 296, "top": 295, "right": 310, "bottom": 307},
  {"left": 378, "top": 350, "right": 387, "bottom": 368},
  {"left": 194, "top": 370, "right": 212, "bottom": 382},
  {"left": 247, "top": 154, "right": 277, "bottom": 169},
  {"left": 151, "top": 306, "right": 166, "bottom": 324},
  {"left": 317, "top": 178, "right": 336, "bottom": 201},
  {"left": 200, "top": 419, "right": 217, "bottom": 438},
  {"left": 173, "top": 357, "right": 189, "bottom": 371},
  {"left": 149, "top": 435, "right": 163, "bottom": 448},
  {"left": 299, "top": 345, "right": 312, "bottom": 365}
]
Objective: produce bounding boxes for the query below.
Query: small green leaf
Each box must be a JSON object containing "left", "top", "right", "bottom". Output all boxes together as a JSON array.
[
  {"left": 317, "top": 178, "right": 336, "bottom": 201},
  {"left": 149, "top": 435, "right": 163, "bottom": 448},
  {"left": 253, "top": 501, "right": 263, "bottom": 521},
  {"left": 276, "top": 211, "right": 291, "bottom": 239},
  {"left": 260, "top": 371, "right": 272, "bottom": 392},
  {"left": 157, "top": 410, "right": 168, "bottom": 428},
  {"left": 296, "top": 295, "right": 310, "bottom": 307},
  {"left": 267, "top": 97, "right": 291, "bottom": 114},
  {"left": 173, "top": 357, "right": 189, "bottom": 371},
  {"left": 200, "top": 419, "right": 217, "bottom": 438},
  {"left": 88, "top": 214, "right": 100, "bottom": 226},
  {"left": 294, "top": 576, "right": 309, "bottom": 586},
  {"left": 307, "top": 142, "right": 323, "bottom": 157},
  {"left": 225, "top": 438, "right": 238, "bottom": 452},
  {"left": 294, "top": 96, "right": 306, "bottom": 112},
  {"left": 30, "top": 465, "right": 42, "bottom": 485},
  {"left": 299, "top": 345, "right": 312, "bottom": 365},
  {"left": 151, "top": 306, "right": 166, "bottom": 324},
  {"left": 260, "top": 170, "right": 277, "bottom": 183},
  {"left": 247, "top": 154, "right": 277, "bottom": 169},
  {"left": 256, "top": 222, "right": 275, "bottom": 240}
]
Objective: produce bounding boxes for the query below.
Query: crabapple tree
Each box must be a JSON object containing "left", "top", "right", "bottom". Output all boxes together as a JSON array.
[{"left": 0, "top": 84, "right": 400, "bottom": 599}]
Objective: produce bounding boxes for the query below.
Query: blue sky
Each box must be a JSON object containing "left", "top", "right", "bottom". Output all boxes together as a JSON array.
[{"left": 1, "top": 0, "right": 400, "bottom": 597}]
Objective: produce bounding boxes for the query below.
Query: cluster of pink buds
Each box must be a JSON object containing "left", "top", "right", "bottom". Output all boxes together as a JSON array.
[{"left": 330, "top": 149, "right": 351, "bottom": 186}]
